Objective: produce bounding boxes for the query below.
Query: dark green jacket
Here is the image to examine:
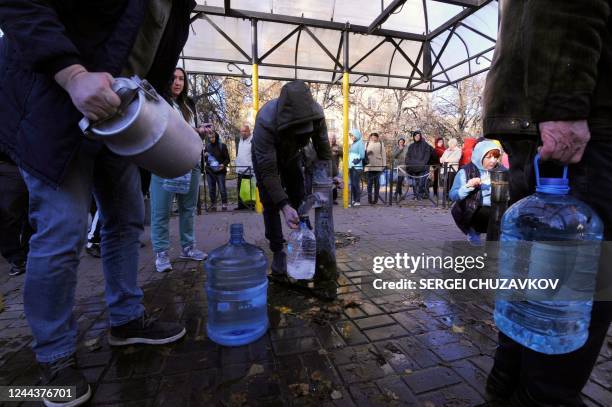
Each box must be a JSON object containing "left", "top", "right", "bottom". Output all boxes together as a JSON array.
[{"left": 483, "top": 0, "right": 612, "bottom": 140}]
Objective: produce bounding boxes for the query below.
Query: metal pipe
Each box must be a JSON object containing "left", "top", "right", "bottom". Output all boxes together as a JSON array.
[
  {"left": 342, "top": 30, "right": 350, "bottom": 209},
  {"left": 251, "top": 19, "right": 263, "bottom": 214},
  {"left": 486, "top": 167, "right": 509, "bottom": 241}
]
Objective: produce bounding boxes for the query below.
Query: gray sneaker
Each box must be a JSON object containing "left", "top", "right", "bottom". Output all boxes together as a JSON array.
[
  {"left": 155, "top": 251, "right": 172, "bottom": 273},
  {"left": 180, "top": 245, "right": 207, "bottom": 261}
]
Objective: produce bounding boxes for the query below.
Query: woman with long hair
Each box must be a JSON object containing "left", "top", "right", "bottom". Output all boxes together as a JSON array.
[{"left": 149, "top": 67, "right": 208, "bottom": 272}]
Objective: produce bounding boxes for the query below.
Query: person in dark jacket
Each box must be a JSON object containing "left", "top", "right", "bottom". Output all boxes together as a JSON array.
[
  {"left": 0, "top": 2, "right": 193, "bottom": 404},
  {"left": 205, "top": 131, "right": 231, "bottom": 211},
  {"left": 405, "top": 130, "right": 433, "bottom": 199},
  {"left": 0, "top": 153, "right": 33, "bottom": 276},
  {"left": 252, "top": 80, "right": 332, "bottom": 277},
  {"left": 482, "top": 1, "right": 612, "bottom": 405},
  {"left": 330, "top": 136, "right": 343, "bottom": 204}
]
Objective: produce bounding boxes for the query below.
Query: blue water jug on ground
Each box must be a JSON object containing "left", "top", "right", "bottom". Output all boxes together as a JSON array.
[
  {"left": 494, "top": 155, "right": 603, "bottom": 354},
  {"left": 205, "top": 224, "right": 269, "bottom": 346}
]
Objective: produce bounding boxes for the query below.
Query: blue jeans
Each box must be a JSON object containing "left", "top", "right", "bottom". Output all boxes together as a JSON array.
[
  {"left": 21, "top": 146, "right": 144, "bottom": 362},
  {"left": 411, "top": 171, "right": 429, "bottom": 196},
  {"left": 349, "top": 168, "right": 362, "bottom": 203},
  {"left": 206, "top": 171, "right": 227, "bottom": 205},
  {"left": 150, "top": 168, "right": 201, "bottom": 252}
]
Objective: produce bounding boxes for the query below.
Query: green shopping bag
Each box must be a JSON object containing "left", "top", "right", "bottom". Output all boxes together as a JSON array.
[{"left": 240, "top": 177, "right": 256, "bottom": 204}]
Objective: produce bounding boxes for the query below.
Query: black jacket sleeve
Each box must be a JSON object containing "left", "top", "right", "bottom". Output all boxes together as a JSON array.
[
  {"left": 311, "top": 119, "right": 333, "bottom": 164},
  {"left": 252, "top": 104, "right": 289, "bottom": 207},
  {"left": 0, "top": 1, "right": 83, "bottom": 74},
  {"left": 524, "top": 0, "right": 611, "bottom": 121},
  {"left": 221, "top": 143, "right": 230, "bottom": 166}
]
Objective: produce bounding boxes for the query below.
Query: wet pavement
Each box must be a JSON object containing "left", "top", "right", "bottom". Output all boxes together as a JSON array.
[{"left": 1, "top": 204, "right": 611, "bottom": 406}]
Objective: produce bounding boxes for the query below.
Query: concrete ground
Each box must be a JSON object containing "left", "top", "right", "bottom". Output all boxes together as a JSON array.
[{"left": 1, "top": 202, "right": 611, "bottom": 406}]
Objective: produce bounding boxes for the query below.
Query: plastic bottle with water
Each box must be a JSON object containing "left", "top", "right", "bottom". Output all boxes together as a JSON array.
[
  {"left": 286, "top": 216, "right": 316, "bottom": 280},
  {"left": 205, "top": 224, "right": 269, "bottom": 346},
  {"left": 494, "top": 154, "right": 603, "bottom": 354},
  {"left": 207, "top": 154, "right": 220, "bottom": 171}
]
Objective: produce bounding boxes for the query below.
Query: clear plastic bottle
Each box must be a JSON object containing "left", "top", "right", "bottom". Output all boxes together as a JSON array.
[
  {"left": 205, "top": 224, "right": 269, "bottom": 346},
  {"left": 494, "top": 155, "right": 603, "bottom": 354},
  {"left": 286, "top": 216, "right": 317, "bottom": 280},
  {"left": 207, "top": 154, "right": 220, "bottom": 171}
]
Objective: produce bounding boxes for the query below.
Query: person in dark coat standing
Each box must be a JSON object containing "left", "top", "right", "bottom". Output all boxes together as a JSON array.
[
  {"left": 204, "top": 131, "right": 231, "bottom": 211},
  {"left": 251, "top": 80, "right": 332, "bottom": 277},
  {"left": 0, "top": 153, "right": 33, "bottom": 276},
  {"left": 330, "top": 136, "right": 343, "bottom": 204},
  {"left": 482, "top": 1, "right": 612, "bottom": 405},
  {"left": 405, "top": 130, "right": 433, "bottom": 199},
  {"left": 0, "top": 2, "right": 194, "bottom": 404}
]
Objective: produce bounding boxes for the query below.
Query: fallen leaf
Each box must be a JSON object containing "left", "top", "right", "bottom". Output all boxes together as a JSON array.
[
  {"left": 451, "top": 324, "right": 465, "bottom": 334},
  {"left": 229, "top": 392, "right": 247, "bottom": 406},
  {"left": 384, "top": 389, "right": 399, "bottom": 400},
  {"left": 288, "top": 383, "right": 310, "bottom": 397},
  {"left": 247, "top": 363, "right": 264, "bottom": 376},
  {"left": 343, "top": 300, "right": 362, "bottom": 309},
  {"left": 404, "top": 369, "right": 413, "bottom": 375},
  {"left": 318, "top": 349, "right": 328, "bottom": 355},
  {"left": 310, "top": 370, "right": 323, "bottom": 381},
  {"left": 331, "top": 390, "right": 343, "bottom": 400},
  {"left": 275, "top": 306, "right": 293, "bottom": 314}
]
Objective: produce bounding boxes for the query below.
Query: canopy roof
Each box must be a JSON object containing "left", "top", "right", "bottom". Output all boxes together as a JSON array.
[{"left": 182, "top": 0, "right": 498, "bottom": 91}]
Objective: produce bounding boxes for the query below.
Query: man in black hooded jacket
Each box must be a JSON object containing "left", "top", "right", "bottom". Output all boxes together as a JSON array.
[
  {"left": 252, "top": 80, "right": 332, "bottom": 277},
  {"left": 405, "top": 130, "right": 433, "bottom": 199}
]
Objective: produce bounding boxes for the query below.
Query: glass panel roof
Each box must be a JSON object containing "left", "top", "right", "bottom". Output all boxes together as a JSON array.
[{"left": 185, "top": 0, "right": 498, "bottom": 91}]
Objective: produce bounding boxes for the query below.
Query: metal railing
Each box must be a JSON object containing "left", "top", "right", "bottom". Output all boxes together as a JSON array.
[{"left": 347, "top": 162, "right": 460, "bottom": 208}]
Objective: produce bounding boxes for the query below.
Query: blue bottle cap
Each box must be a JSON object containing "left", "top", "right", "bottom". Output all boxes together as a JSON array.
[{"left": 534, "top": 154, "right": 570, "bottom": 195}]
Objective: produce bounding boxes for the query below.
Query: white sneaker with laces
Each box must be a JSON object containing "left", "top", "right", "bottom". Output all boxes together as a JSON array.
[
  {"left": 180, "top": 245, "right": 208, "bottom": 261},
  {"left": 155, "top": 251, "right": 172, "bottom": 273}
]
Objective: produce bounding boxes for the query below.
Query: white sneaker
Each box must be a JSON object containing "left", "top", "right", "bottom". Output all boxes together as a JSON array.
[
  {"left": 180, "top": 245, "right": 208, "bottom": 261},
  {"left": 353, "top": 202, "right": 361, "bottom": 207},
  {"left": 155, "top": 251, "right": 172, "bottom": 273}
]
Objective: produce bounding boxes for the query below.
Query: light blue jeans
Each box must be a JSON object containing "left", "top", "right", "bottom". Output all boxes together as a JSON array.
[
  {"left": 21, "top": 146, "right": 144, "bottom": 362},
  {"left": 150, "top": 167, "right": 201, "bottom": 253}
]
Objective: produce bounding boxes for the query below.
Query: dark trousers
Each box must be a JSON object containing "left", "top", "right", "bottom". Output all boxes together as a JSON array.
[
  {"left": 410, "top": 171, "right": 429, "bottom": 196},
  {"left": 258, "top": 163, "right": 305, "bottom": 253},
  {"left": 206, "top": 171, "right": 227, "bottom": 205},
  {"left": 88, "top": 200, "right": 101, "bottom": 245},
  {"left": 432, "top": 167, "right": 440, "bottom": 196},
  {"left": 349, "top": 168, "right": 362, "bottom": 203},
  {"left": 396, "top": 175, "right": 405, "bottom": 196},
  {"left": 236, "top": 173, "right": 253, "bottom": 209},
  {"left": 0, "top": 162, "right": 33, "bottom": 265},
  {"left": 471, "top": 205, "right": 491, "bottom": 234},
  {"left": 366, "top": 171, "right": 381, "bottom": 203},
  {"left": 492, "top": 137, "right": 612, "bottom": 405}
]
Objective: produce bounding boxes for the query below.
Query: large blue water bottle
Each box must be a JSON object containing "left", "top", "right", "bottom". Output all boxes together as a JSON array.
[
  {"left": 494, "top": 154, "right": 603, "bottom": 354},
  {"left": 205, "top": 224, "right": 269, "bottom": 346}
]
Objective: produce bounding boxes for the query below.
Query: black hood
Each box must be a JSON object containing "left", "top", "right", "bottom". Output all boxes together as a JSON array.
[{"left": 276, "top": 80, "right": 324, "bottom": 132}]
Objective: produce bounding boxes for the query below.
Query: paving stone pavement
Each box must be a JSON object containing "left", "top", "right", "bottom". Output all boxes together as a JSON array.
[{"left": 1, "top": 203, "right": 611, "bottom": 406}]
